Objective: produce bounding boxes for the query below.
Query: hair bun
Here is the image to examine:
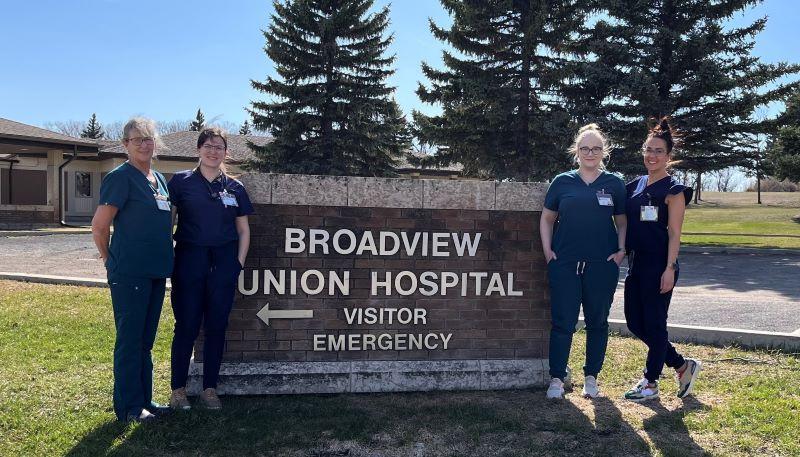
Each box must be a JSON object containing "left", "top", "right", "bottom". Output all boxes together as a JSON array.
[{"left": 578, "top": 123, "right": 601, "bottom": 134}]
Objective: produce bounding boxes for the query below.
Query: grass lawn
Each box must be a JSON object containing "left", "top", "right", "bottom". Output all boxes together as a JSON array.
[
  {"left": 682, "top": 192, "right": 800, "bottom": 249},
  {"left": 1, "top": 280, "right": 799, "bottom": 456}
]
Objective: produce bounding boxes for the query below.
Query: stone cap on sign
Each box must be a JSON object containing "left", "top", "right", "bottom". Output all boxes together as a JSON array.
[{"left": 238, "top": 173, "right": 547, "bottom": 212}]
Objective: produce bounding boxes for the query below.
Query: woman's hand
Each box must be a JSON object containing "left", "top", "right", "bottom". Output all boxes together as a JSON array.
[
  {"left": 607, "top": 250, "right": 625, "bottom": 266},
  {"left": 660, "top": 268, "right": 676, "bottom": 294},
  {"left": 544, "top": 249, "right": 557, "bottom": 264}
]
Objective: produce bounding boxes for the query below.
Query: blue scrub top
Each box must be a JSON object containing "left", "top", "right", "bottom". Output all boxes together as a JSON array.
[
  {"left": 544, "top": 170, "right": 626, "bottom": 262},
  {"left": 168, "top": 169, "right": 254, "bottom": 247},
  {"left": 625, "top": 175, "right": 693, "bottom": 257},
  {"left": 99, "top": 162, "right": 174, "bottom": 278}
]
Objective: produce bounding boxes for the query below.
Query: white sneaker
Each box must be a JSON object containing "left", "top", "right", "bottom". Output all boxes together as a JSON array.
[
  {"left": 676, "top": 358, "right": 702, "bottom": 398},
  {"left": 546, "top": 378, "right": 565, "bottom": 399},
  {"left": 582, "top": 375, "right": 600, "bottom": 398},
  {"left": 624, "top": 378, "right": 659, "bottom": 402}
]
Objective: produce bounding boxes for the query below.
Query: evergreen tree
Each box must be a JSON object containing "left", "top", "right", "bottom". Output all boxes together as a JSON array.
[
  {"left": 80, "top": 113, "right": 104, "bottom": 139},
  {"left": 588, "top": 0, "right": 800, "bottom": 184},
  {"left": 412, "top": 0, "right": 593, "bottom": 180},
  {"left": 239, "top": 120, "right": 252, "bottom": 135},
  {"left": 248, "top": 0, "right": 409, "bottom": 176},
  {"left": 190, "top": 109, "right": 205, "bottom": 131},
  {"left": 768, "top": 91, "right": 800, "bottom": 182}
]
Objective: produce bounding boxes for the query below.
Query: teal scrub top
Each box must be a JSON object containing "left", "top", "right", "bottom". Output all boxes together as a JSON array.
[
  {"left": 99, "top": 162, "right": 174, "bottom": 278},
  {"left": 544, "top": 170, "right": 626, "bottom": 262}
]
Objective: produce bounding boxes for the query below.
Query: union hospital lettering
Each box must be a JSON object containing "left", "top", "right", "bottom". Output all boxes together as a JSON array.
[{"left": 238, "top": 227, "right": 525, "bottom": 352}]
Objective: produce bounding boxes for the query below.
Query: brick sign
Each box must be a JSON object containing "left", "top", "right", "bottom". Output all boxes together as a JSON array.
[{"left": 189, "top": 174, "right": 551, "bottom": 394}]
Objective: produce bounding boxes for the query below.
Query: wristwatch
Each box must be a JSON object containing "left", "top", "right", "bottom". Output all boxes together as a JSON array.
[{"left": 666, "top": 261, "right": 678, "bottom": 270}]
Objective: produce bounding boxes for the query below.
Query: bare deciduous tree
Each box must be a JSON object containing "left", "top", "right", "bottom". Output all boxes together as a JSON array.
[{"left": 43, "top": 120, "right": 85, "bottom": 138}]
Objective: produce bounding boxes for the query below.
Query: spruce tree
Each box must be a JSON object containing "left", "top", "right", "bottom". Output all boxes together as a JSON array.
[
  {"left": 239, "top": 120, "right": 252, "bottom": 135},
  {"left": 412, "top": 0, "right": 593, "bottom": 181},
  {"left": 248, "top": 0, "right": 409, "bottom": 176},
  {"left": 588, "top": 0, "right": 800, "bottom": 185},
  {"left": 768, "top": 91, "right": 800, "bottom": 182},
  {"left": 80, "top": 113, "right": 104, "bottom": 139},
  {"left": 190, "top": 109, "right": 205, "bottom": 131}
]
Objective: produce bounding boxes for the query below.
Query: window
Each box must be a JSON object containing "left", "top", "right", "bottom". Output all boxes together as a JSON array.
[{"left": 75, "top": 171, "right": 91, "bottom": 197}]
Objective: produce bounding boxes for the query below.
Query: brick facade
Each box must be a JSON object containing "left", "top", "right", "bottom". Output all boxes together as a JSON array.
[{"left": 194, "top": 193, "right": 549, "bottom": 366}]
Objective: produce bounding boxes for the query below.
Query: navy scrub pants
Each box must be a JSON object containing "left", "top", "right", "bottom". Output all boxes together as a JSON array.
[
  {"left": 108, "top": 273, "right": 166, "bottom": 421},
  {"left": 623, "top": 251, "right": 686, "bottom": 383},
  {"left": 547, "top": 258, "right": 619, "bottom": 381},
  {"left": 170, "top": 241, "right": 241, "bottom": 391}
]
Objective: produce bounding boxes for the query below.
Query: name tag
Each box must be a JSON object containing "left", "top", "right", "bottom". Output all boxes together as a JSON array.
[
  {"left": 596, "top": 191, "right": 613, "bottom": 206},
  {"left": 155, "top": 194, "right": 171, "bottom": 211},
  {"left": 640, "top": 205, "right": 658, "bottom": 221},
  {"left": 220, "top": 190, "right": 238, "bottom": 207}
]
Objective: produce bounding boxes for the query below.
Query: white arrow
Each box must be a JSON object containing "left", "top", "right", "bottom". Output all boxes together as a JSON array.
[{"left": 256, "top": 303, "right": 314, "bottom": 326}]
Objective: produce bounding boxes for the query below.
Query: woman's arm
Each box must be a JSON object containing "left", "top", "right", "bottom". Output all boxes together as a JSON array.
[
  {"left": 539, "top": 208, "right": 558, "bottom": 263},
  {"left": 661, "top": 193, "right": 687, "bottom": 293},
  {"left": 235, "top": 215, "right": 250, "bottom": 267},
  {"left": 91, "top": 204, "right": 118, "bottom": 263},
  {"left": 608, "top": 214, "right": 627, "bottom": 265}
]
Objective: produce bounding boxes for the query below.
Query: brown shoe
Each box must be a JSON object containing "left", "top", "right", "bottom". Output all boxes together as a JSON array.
[
  {"left": 199, "top": 388, "right": 222, "bottom": 410},
  {"left": 169, "top": 387, "right": 191, "bottom": 410}
]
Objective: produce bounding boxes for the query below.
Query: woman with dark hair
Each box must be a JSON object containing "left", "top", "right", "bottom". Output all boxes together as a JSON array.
[
  {"left": 167, "top": 127, "right": 253, "bottom": 410},
  {"left": 623, "top": 118, "right": 701, "bottom": 402}
]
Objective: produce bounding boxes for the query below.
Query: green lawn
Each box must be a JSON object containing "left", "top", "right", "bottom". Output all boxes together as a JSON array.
[
  {"left": 682, "top": 192, "right": 800, "bottom": 249},
  {"left": 1, "top": 280, "right": 799, "bottom": 456}
]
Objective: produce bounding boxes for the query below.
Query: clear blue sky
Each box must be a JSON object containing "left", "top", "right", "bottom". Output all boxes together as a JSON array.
[{"left": 1, "top": 0, "right": 798, "bottom": 130}]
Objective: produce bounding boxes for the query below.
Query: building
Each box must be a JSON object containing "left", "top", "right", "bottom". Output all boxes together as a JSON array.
[{"left": 1, "top": 117, "right": 463, "bottom": 228}]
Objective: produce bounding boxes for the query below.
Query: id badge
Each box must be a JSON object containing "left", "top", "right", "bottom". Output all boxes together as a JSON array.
[
  {"left": 155, "top": 194, "right": 171, "bottom": 211},
  {"left": 220, "top": 191, "right": 238, "bottom": 207},
  {"left": 596, "top": 191, "right": 613, "bottom": 206},
  {"left": 640, "top": 205, "right": 658, "bottom": 221}
]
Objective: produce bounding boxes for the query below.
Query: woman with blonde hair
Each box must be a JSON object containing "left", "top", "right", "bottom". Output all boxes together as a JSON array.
[
  {"left": 91, "top": 117, "right": 173, "bottom": 422},
  {"left": 540, "top": 123, "right": 627, "bottom": 399}
]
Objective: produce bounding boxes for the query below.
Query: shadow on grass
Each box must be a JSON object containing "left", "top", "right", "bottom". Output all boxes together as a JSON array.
[{"left": 638, "top": 397, "right": 711, "bottom": 457}]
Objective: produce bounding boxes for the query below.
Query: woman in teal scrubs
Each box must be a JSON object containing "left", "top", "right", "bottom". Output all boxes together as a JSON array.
[
  {"left": 91, "top": 117, "right": 173, "bottom": 422},
  {"left": 540, "top": 124, "right": 627, "bottom": 400}
]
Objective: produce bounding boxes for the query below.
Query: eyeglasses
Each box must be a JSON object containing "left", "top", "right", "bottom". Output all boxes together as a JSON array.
[
  {"left": 126, "top": 137, "right": 155, "bottom": 146},
  {"left": 201, "top": 144, "right": 226, "bottom": 152},
  {"left": 578, "top": 146, "right": 603, "bottom": 156},
  {"left": 642, "top": 147, "right": 667, "bottom": 156}
]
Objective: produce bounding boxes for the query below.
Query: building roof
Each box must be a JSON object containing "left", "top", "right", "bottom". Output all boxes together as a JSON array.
[
  {"left": 99, "top": 130, "right": 270, "bottom": 163},
  {"left": 0, "top": 118, "right": 99, "bottom": 148}
]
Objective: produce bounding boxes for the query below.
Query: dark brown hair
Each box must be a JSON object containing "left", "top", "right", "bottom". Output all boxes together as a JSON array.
[
  {"left": 646, "top": 117, "right": 681, "bottom": 153},
  {"left": 197, "top": 127, "right": 228, "bottom": 150}
]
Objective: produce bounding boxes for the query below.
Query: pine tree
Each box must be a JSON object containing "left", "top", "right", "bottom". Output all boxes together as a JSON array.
[
  {"left": 239, "top": 120, "right": 252, "bottom": 135},
  {"left": 80, "top": 113, "right": 104, "bottom": 139},
  {"left": 588, "top": 0, "right": 800, "bottom": 184},
  {"left": 768, "top": 91, "right": 800, "bottom": 182},
  {"left": 190, "top": 109, "right": 205, "bottom": 131},
  {"left": 248, "top": 0, "right": 409, "bottom": 176},
  {"left": 412, "top": 0, "right": 594, "bottom": 181}
]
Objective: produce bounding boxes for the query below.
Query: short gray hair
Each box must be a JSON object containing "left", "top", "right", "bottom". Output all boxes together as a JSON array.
[{"left": 121, "top": 117, "right": 164, "bottom": 151}]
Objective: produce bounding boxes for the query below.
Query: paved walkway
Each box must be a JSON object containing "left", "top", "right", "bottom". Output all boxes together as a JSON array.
[{"left": 1, "top": 233, "right": 798, "bottom": 334}]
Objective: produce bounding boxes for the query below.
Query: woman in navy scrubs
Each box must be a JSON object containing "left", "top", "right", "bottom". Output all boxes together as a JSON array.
[
  {"left": 167, "top": 127, "right": 253, "bottom": 410},
  {"left": 540, "top": 124, "right": 627, "bottom": 400},
  {"left": 91, "top": 117, "right": 173, "bottom": 422},
  {"left": 623, "top": 118, "right": 701, "bottom": 402}
]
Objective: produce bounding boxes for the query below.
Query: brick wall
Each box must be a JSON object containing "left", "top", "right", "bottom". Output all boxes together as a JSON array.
[
  {"left": 193, "top": 174, "right": 550, "bottom": 365},
  {"left": 0, "top": 207, "right": 56, "bottom": 228}
]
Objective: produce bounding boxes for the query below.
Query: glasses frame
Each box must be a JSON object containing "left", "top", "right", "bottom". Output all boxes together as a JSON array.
[
  {"left": 578, "top": 146, "right": 604, "bottom": 156},
  {"left": 201, "top": 144, "right": 226, "bottom": 153},
  {"left": 642, "top": 147, "right": 668, "bottom": 157},
  {"left": 126, "top": 137, "right": 155, "bottom": 146}
]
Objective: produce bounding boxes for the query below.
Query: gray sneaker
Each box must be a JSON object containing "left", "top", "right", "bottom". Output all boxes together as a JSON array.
[
  {"left": 199, "top": 388, "right": 222, "bottom": 410},
  {"left": 169, "top": 387, "right": 191, "bottom": 410},
  {"left": 676, "top": 359, "right": 702, "bottom": 398}
]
